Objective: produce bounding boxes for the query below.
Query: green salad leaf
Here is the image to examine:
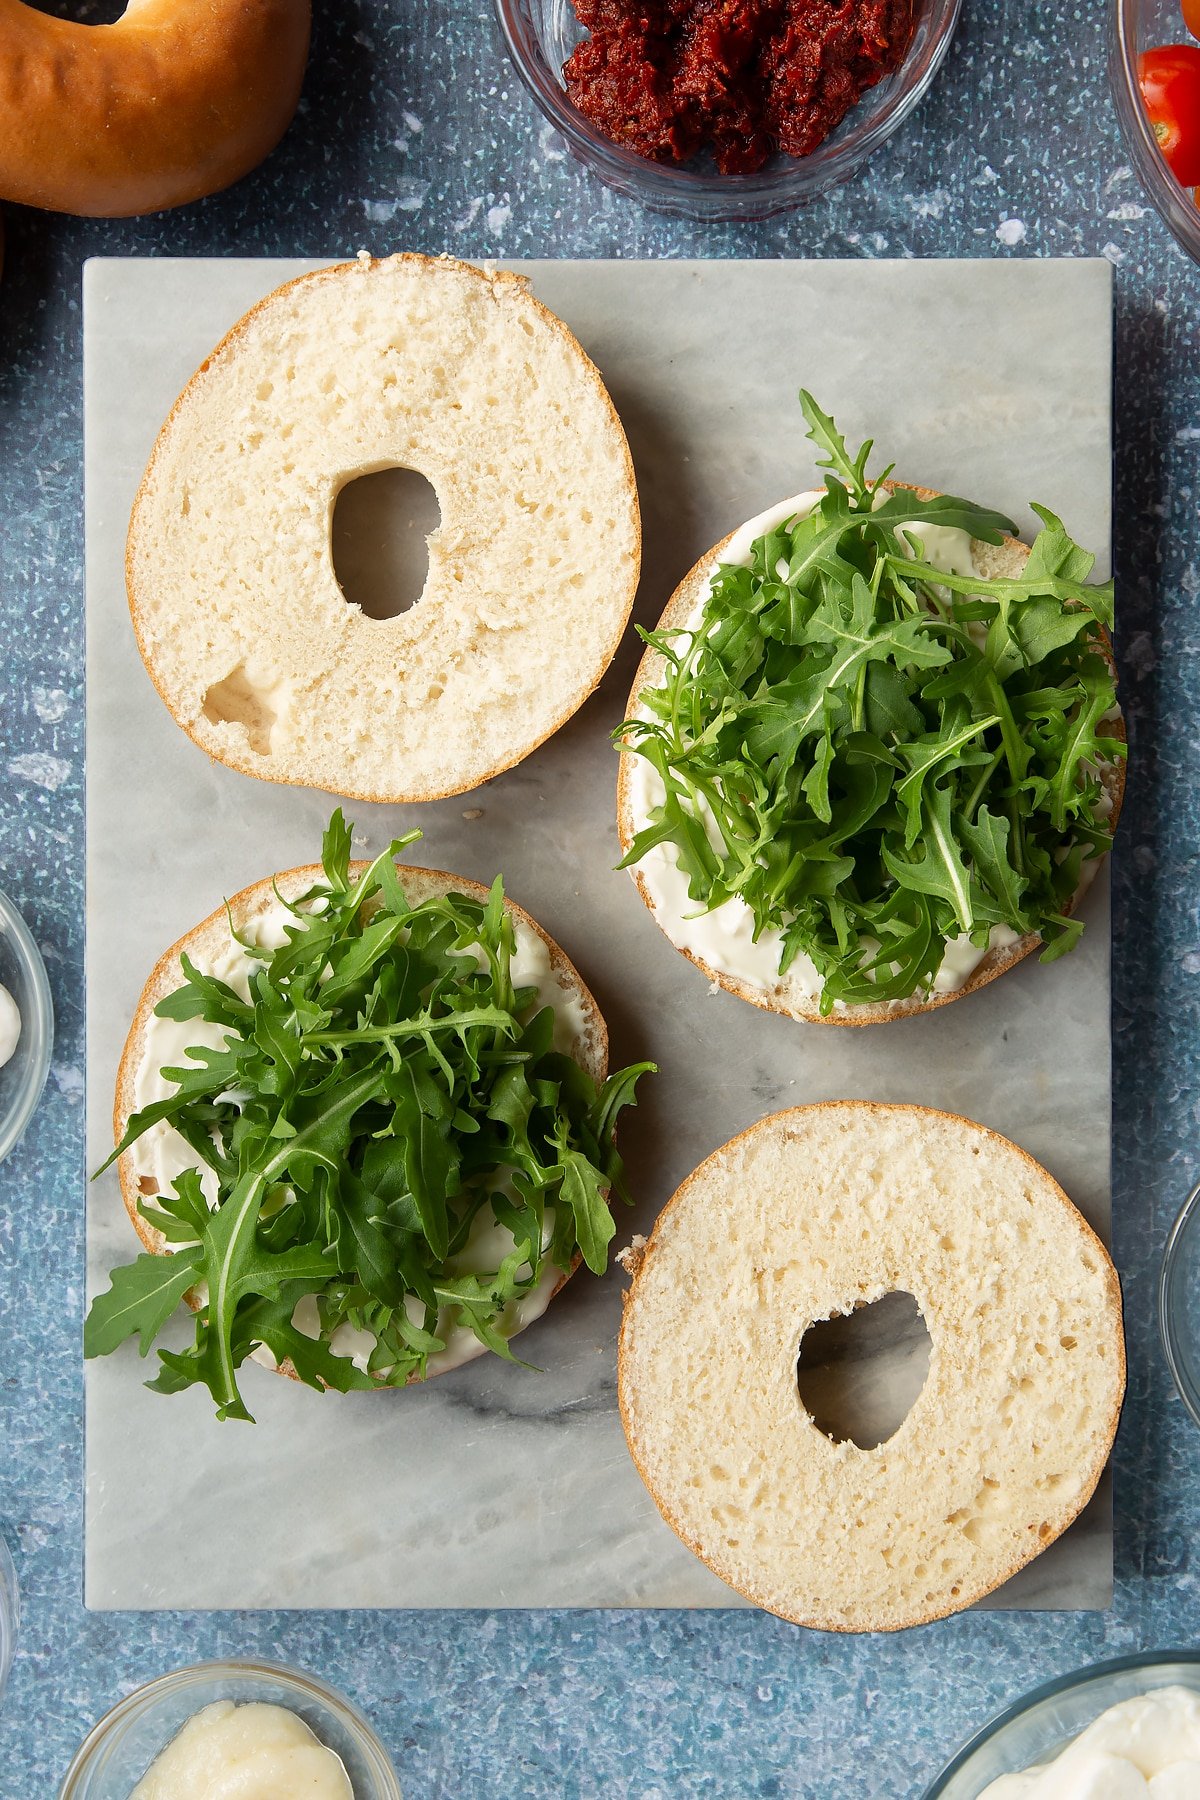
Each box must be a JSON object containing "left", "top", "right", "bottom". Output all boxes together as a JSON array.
[
  {"left": 617, "top": 392, "right": 1124, "bottom": 1013},
  {"left": 85, "top": 814, "right": 654, "bottom": 1421}
]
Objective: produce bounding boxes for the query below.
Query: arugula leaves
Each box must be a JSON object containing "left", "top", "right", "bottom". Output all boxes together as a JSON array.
[
  {"left": 85, "top": 815, "right": 653, "bottom": 1421},
  {"left": 618, "top": 394, "right": 1124, "bottom": 1014}
]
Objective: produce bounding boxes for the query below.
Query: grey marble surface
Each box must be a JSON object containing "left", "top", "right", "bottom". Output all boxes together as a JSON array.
[
  {"left": 2, "top": 0, "right": 1200, "bottom": 1795},
  {"left": 86, "top": 255, "right": 1113, "bottom": 1613}
]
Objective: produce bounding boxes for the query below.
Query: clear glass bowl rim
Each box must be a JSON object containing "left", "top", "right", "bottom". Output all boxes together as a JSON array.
[
  {"left": 0, "top": 1533, "right": 18, "bottom": 1708},
  {"left": 922, "top": 1649, "right": 1200, "bottom": 1797},
  {"left": 0, "top": 886, "right": 54, "bottom": 1165},
  {"left": 57, "top": 1658, "right": 403, "bottom": 1799},
  {"left": 1109, "top": 0, "right": 1200, "bottom": 264},
  {"left": 493, "top": 0, "right": 964, "bottom": 218},
  {"left": 1159, "top": 1174, "right": 1200, "bottom": 1428}
]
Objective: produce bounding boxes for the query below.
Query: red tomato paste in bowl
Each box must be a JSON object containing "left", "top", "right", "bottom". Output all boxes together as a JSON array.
[{"left": 563, "top": 0, "right": 915, "bottom": 175}]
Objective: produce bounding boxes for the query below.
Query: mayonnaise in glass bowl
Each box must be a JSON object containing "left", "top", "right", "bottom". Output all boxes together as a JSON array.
[
  {"left": 924, "top": 1654, "right": 1200, "bottom": 1798},
  {"left": 0, "top": 886, "right": 53, "bottom": 1166},
  {"left": 58, "top": 1661, "right": 403, "bottom": 1800}
]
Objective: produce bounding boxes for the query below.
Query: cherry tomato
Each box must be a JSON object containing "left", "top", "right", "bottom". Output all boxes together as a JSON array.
[
  {"left": 1184, "top": 0, "right": 1200, "bottom": 43},
  {"left": 1138, "top": 45, "right": 1200, "bottom": 185}
]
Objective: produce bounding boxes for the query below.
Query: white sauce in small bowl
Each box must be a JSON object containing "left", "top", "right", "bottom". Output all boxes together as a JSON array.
[
  {"left": 0, "top": 984, "right": 21, "bottom": 1070},
  {"left": 978, "top": 1688, "right": 1200, "bottom": 1798},
  {"left": 130, "top": 1699, "right": 353, "bottom": 1799}
]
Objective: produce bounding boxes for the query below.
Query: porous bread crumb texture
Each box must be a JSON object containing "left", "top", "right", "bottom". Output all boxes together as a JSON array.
[
  {"left": 126, "top": 254, "right": 641, "bottom": 802},
  {"left": 615, "top": 484, "right": 1125, "bottom": 1026},
  {"left": 618, "top": 1103, "right": 1125, "bottom": 1632}
]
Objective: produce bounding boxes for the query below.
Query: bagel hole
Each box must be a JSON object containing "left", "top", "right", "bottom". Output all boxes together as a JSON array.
[
  {"left": 796, "top": 1291, "right": 931, "bottom": 1451},
  {"left": 35, "top": 1, "right": 126, "bottom": 17},
  {"left": 331, "top": 466, "right": 441, "bottom": 621}
]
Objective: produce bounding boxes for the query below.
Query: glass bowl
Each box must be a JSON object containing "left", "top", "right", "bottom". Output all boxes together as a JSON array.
[
  {"left": 0, "top": 1534, "right": 18, "bottom": 1709},
  {"left": 1110, "top": 0, "right": 1200, "bottom": 263},
  {"left": 1160, "top": 1172, "right": 1200, "bottom": 1426},
  {"left": 0, "top": 887, "right": 53, "bottom": 1166},
  {"left": 924, "top": 1651, "right": 1200, "bottom": 1797},
  {"left": 59, "top": 1660, "right": 403, "bottom": 1800},
  {"left": 494, "top": 0, "right": 963, "bottom": 221}
]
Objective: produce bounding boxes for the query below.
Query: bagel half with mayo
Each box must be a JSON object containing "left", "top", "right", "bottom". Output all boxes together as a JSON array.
[
  {"left": 617, "top": 1102, "right": 1125, "bottom": 1632},
  {"left": 117, "top": 863, "right": 605, "bottom": 1249},
  {"left": 616, "top": 478, "right": 1125, "bottom": 1025},
  {"left": 0, "top": 0, "right": 310, "bottom": 217},
  {"left": 84, "top": 833, "right": 654, "bottom": 1419},
  {"left": 126, "top": 253, "right": 641, "bottom": 803}
]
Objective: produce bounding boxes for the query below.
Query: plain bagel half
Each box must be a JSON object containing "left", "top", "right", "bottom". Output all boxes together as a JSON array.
[
  {"left": 0, "top": 0, "right": 310, "bottom": 217},
  {"left": 617, "top": 1102, "right": 1125, "bottom": 1632},
  {"left": 115, "top": 859, "right": 609, "bottom": 1386},
  {"left": 127, "top": 253, "right": 641, "bottom": 803},
  {"left": 616, "top": 481, "right": 1125, "bottom": 1025}
]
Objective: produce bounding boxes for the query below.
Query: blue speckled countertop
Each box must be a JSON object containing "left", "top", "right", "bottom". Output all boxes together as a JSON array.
[{"left": 1, "top": 1, "right": 1198, "bottom": 1794}]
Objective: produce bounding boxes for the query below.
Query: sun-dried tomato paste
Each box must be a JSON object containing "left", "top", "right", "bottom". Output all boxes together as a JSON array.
[{"left": 563, "top": 0, "right": 914, "bottom": 175}]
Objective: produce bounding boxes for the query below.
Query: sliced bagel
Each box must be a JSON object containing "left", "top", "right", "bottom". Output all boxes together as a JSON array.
[
  {"left": 127, "top": 252, "right": 641, "bottom": 803},
  {"left": 115, "top": 860, "right": 609, "bottom": 1384},
  {"left": 617, "top": 1102, "right": 1126, "bottom": 1632},
  {"left": 616, "top": 480, "right": 1125, "bottom": 1025}
]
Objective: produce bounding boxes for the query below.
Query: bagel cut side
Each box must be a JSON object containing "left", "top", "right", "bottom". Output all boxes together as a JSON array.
[
  {"left": 127, "top": 253, "right": 641, "bottom": 803},
  {"left": 618, "top": 1102, "right": 1125, "bottom": 1632},
  {"left": 116, "top": 860, "right": 609, "bottom": 1386},
  {"left": 616, "top": 482, "right": 1125, "bottom": 1025}
]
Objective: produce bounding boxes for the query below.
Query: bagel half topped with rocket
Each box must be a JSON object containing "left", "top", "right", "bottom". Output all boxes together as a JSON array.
[
  {"left": 616, "top": 394, "right": 1125, "bottom": 1024},
  {"left": 84, "top": 812, "right": 653, "bottom": 1422}
]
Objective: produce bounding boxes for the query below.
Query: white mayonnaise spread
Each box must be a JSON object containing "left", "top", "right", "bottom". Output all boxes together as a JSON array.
[
  {"left": 625, "top": 490, "right": 1020, "bottom": 1010},
  {"left": 978, "top": 1688, "right": 1200, "bottom": 1798},
  {"left": 130, "top": 892, "right": 590, "bottom": 1378},
  {"left": 0, "top": 983, "right": 21, "bottom": 1070},
  {"left": 130, "top": 1699, "right": 353, "bottom": 1800}
]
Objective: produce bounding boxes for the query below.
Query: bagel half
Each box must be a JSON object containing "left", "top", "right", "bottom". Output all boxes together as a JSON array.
[
  {"left": 616, "top": 481, "right": 1125, "bottom": 1025},
  {"left": 617, "top": 1102, "right": 1125, "bottom": 1632},
  {"left": 127, "top": 253, "right": 641, "bottom": 803},
  {"left": 0, "top": 0, "right": 310, "bottom": 217},
  {"left": 115, "top": 860, "right": 609, "bottom": 1385}
]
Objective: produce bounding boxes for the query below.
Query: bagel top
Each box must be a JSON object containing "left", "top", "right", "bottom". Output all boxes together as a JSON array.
[
  {"left": 126, "top": 253, "right": 641, "bottom": 802},
  {"left": 0, "top": 0, "right": 311, "bottom": 217},
  {"left": 616, "top": 481, "right": 1125, "bottom": 1025},
  {"left": 618, "top": 1102, "right": 1125, "bottom": 1632},
  {"left": 115, "top": 861, "right": 608, "bottom": 1387}
]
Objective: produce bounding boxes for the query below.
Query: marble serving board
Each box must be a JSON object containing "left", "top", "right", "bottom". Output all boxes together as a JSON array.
[{"left": 84, "top": 256, "right": 1115, "bottom": 1611}]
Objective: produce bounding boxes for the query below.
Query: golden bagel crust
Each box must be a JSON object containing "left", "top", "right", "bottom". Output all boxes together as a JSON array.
[
  {"left": 617, "top": 1101, "right": 1126, "bottom": 1632},
  {"left": 616, "top": 480, "right": 1125, "bottom": 1025},
  {"left": 0, "top": 0, "right": 310, "bottom": 217},
  {"left": 114, "top": 860, "right": 609, "bottom": 1386},
  {"left": 125, "top": 253, "right": 642, "bottom": 804}
]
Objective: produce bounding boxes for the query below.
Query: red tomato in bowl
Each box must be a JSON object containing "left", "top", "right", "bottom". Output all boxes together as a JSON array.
[
  {"left": 1138, "top": 45, "right": 1200, "bottom": 184},
  {"left": 1185, "top": 0, "right": 1200, "bottom": 42}
]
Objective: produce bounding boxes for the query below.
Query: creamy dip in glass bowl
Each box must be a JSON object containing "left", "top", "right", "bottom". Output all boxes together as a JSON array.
[
  {"left": 58, "top": 1661, "right": 402, "bottom": 1800},
  {"left": 924, "top": 1655, "right": 1200, "bottom": 1799},
  {"left": 0, "top": 887, "right": 52, "bottom": 1166}
]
